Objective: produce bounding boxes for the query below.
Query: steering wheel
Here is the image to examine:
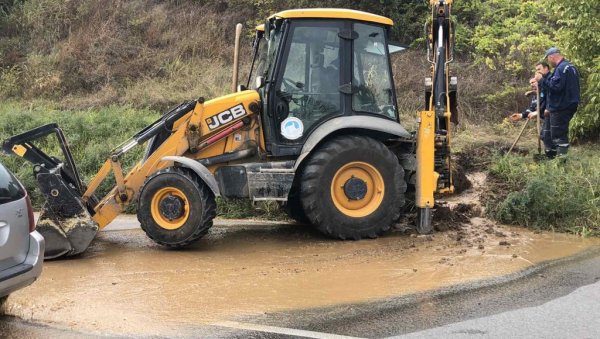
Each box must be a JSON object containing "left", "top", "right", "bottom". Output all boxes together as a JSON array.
[{"left": 282, "top": 77, "right": 301, "bottom": 93}]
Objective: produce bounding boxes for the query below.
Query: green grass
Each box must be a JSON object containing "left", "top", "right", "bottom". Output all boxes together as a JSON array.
[
  {"left": 0, "top": 101, "right": 159, "bottom": 206},
  {"left": 216, "top": 198, "right": 288, "bottom": 221},
  {"left": 486, "top": 147, "right": 600, "bottom": 236}
]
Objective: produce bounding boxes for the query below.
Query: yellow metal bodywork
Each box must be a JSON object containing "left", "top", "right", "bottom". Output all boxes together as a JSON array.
[
  {"left": 331, "top": 162, "right": 385, "bottom": 218},
  {"left": 12, "top": 144, "right": 27, "bottom": 157},
  {"left": 416, "top": 0, "right": 455, "bottom": 211},
  {"left": 90, "top": 90, "right": 261, "bottom": 229},
  {"left": 83, "top": 160, "right": 111, "bottom": 203},
  {"left": 270, "top": 8, "right": 393, "bottom": 26},
  {"left": 415, "top": 111, "right": 438, "bottom": 208}
]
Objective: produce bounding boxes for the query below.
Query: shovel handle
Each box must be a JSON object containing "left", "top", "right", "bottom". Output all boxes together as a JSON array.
[
  {"left": 507, "top": 118, "right": 530, "bottom": 156},
  {"left": 536, "top": 90, "right": 541, "bottom": 154}
]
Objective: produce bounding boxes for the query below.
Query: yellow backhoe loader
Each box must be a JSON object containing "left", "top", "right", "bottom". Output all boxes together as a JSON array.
[{"left": 3, "top": 1, "right": 457, "bottom": 259}]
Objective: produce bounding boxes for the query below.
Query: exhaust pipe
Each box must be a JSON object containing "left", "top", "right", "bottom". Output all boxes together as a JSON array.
[{"left": 232, "top": 23, "right": 243, "bottom": 92}]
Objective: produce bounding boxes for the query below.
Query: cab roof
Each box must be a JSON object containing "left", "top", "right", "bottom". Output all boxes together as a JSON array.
[{"left": 268, "top": 8, "right": 394, "bottom": 26}]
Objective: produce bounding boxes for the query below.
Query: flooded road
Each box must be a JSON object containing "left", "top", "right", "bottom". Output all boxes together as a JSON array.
[{"left": 2, "top": 214, "right": 599, "bottom": 337}]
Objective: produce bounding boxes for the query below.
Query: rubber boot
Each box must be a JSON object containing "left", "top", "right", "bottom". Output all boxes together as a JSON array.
[{"left": 556, "top": 145, "right": 569, "bottom": 164}]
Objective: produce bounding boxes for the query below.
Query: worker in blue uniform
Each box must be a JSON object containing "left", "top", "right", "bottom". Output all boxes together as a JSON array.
[
  {"left": 534, "top": 47, "right": 580, "bottom": 157},
  {"left": 511, "top": 61, "right": 553, "bottom": 158}
]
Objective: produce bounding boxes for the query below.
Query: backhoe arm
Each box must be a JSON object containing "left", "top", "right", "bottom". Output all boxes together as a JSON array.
[{"left": 415, "top": 0, "right": 457, "bottom": 233}]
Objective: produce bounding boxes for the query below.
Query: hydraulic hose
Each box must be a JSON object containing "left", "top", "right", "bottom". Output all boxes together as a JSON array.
[{"left": 199, "top": 147, "right": 257, "bottom": 167}]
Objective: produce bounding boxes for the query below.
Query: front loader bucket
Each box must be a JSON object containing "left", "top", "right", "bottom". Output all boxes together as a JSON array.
[
  {"left": 38, "top": 208, "right": 98, "bottom": 259},
  {"left": 35, "top": 169, "right": 99, "bottom": 259},
  {"left": 3, "top": 124, "right": 99, "bottom": 259}
]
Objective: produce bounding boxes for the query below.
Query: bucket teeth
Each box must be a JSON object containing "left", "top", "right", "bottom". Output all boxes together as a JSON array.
[{"left": 37, "top": 208, "right": 99, "bottom": 260}]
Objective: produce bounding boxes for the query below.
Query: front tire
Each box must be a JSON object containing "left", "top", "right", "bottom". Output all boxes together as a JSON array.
[
  {"left": 137, "top": 167, "right": 216, "bottom": 248},
  {"left": 300, "top": 135, "right": 406, "bottom": 240}
]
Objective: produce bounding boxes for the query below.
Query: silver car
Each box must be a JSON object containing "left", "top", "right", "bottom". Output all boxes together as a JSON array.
[{"left": 0, "top": 161, "right": 44, "bottom": 306}]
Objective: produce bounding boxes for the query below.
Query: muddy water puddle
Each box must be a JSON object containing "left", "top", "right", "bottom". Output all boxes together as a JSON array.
[{"left": 4, "top": 218, "right": 600, "bottom": 336}]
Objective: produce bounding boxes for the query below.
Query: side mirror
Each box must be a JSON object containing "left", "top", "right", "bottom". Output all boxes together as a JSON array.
[
  {"left": 388, "top": 41, "right": 408, "bottom": 55},
  {"left": 255, "top": 76, "right": 266, "bottom": 89}
]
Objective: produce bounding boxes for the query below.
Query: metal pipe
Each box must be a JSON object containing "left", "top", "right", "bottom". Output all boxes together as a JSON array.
[
  {"left": 196, "top": 120, "right": 245, "bottom": 150},
  {"left": 437, "top": 25, "right": 444, "bottom": 52},
  {"left": 232, "top": 23, "right": 243, "bottom": 92},
  {"left": 199, "top": 148, "right": 256, "bottom": 167}
]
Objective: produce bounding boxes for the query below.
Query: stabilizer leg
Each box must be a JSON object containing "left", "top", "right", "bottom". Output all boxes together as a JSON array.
[{"left": 417, "top": 207, "right": 433, "bottom": 234}]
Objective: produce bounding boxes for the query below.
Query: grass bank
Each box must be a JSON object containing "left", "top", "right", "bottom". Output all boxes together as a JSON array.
[
  {"left": 0, "top": 101, "right": 158, "bottom": 206},
  {"left": 485, "top": 147, "right": 600, "bottom": 236}
]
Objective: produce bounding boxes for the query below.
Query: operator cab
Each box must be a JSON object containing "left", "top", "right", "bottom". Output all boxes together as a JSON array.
[{"left": 248, "top": 9, "right": 400, "bottom": 156}]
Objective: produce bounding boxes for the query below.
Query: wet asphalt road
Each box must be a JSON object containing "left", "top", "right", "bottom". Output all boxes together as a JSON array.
[
  {"left": 193, "top": 247, "right": 600, "bottom": 338},
  {"left": 2, "top": 246, "right": 600, "bottom": 338},
  {"left": 0, "top": 319, "right": 105, "bottom": 338}
]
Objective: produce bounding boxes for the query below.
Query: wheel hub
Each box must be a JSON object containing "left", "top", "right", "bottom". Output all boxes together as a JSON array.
[
  {"left": 331, "top": 161, "right": 385, "bottom": 218},
  {"left": 159, "top": 195, "right": 185, "bottom": 220},
  {"left": 343, "top": 176, "right": 368, "bottom": 200}
]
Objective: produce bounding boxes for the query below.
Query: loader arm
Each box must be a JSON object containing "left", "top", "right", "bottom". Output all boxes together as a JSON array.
[
  {"left": 3, "top": 91, "right": 261, "bottom": 258},
  {"left": 90, "top": 91, "right": 260, "bottom": 229},
  {"left": 415, "top": 0, "right": 457, "bottom": 232}
]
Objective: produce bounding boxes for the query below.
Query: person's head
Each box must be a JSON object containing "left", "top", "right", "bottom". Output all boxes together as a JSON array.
[
  {"left": 544, "top": 47, "right": 563, "bottom": 67},
  {"left": 535, "top": 61, "right": 550, "bottom": 75},
  {"left": 529, "top": 78, "right": 537, "bottom": 90}
]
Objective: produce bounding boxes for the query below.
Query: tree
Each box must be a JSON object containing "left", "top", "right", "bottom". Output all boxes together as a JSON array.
[
  {"left": 547, "top": 0, "right": 600, "bottom": 141},
  {"left": 470, "top": 0, "right": 555, "bottom": 78}
]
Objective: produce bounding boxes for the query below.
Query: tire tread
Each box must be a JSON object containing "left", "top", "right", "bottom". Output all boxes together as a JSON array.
[
  {"left": 300, "top": 135, "right": 406, "bottom": 240},
  {"left": 137, "top": 167, "right": 216, "bottom": 248}
]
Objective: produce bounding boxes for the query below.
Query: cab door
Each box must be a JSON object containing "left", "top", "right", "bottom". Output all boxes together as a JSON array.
[{"left": 267, "top": 20, "right": 345, "bottom": 156}]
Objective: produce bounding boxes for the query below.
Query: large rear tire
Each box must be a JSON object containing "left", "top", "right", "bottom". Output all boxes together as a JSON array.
[
  {"left": 300, "top": 135, "right": 406, "bottom": 239},
  {"left": 137, "top": 167, "right": 216, "bottom": 248}
]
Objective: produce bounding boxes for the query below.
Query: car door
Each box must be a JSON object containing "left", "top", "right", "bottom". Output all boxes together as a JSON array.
[{"left": 0, "top": 163, "right": 29, "bottom": 271}]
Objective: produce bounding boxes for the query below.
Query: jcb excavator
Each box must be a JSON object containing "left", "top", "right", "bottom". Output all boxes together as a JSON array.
[{"left": 3, "top": 1, "right": 457, "bottom": 259}]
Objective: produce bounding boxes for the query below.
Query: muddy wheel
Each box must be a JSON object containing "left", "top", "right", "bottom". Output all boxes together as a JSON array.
[
  {"left": 137, "top": 167, "right": 216, "bottom": 248},
  {"left": 280, "top": 187, "right": 310, "bottom": 224},
  {"left": 300, "top": 135, "right": 406, "bottom": 240}
]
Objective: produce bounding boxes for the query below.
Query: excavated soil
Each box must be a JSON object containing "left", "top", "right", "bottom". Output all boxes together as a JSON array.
[{"left": 3, "top": 172, "right": 599, "bottom": 337}]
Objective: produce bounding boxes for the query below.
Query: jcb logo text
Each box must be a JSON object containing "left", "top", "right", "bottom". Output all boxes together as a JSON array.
[{"left": 206, "top": 104, "right": 247, "bottom": 131}]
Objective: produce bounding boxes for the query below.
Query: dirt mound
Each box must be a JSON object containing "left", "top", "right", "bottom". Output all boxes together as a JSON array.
[
  {"left": 452, "top": 161, "right": 472, "bottom": 194},
  {"left": 433, "top": 202, "right": 479, "bottom": 232}
]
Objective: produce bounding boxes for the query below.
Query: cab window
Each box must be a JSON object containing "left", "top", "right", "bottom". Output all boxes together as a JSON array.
[
  {"left": 352, "top": 23, "right": 396, "bottom": 119},
  {"left": 275, "top": 22, "right": 341, "bottom": 141}
]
